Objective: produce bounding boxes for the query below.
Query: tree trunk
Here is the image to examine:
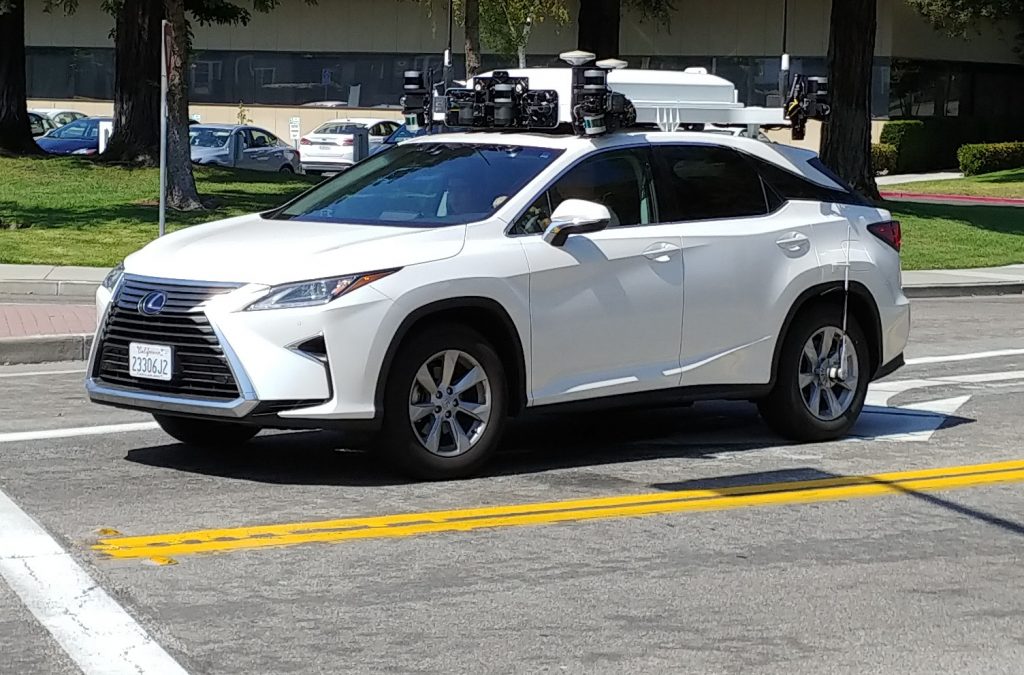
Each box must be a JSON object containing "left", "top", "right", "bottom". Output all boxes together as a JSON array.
[
  {"left": 463, "top": 0, "right": 481, "bottom": 77},
  {"left": 163, "top": 0, "right": 202, "bottom": 211},
  {"left": 103, "top": 0, "right": 162, "bottom": 164},
  {"left": 517, "top": 18, "right": 531, "bottom": 68},
  {"left": 0, "top": 0, "right": 42, "bottom": 155},
  {"left": 577, "top": 0, "right": 619, "bottom": 59},
  {"left": 820, "top": 0, "right": 880, "bottom": 201}
]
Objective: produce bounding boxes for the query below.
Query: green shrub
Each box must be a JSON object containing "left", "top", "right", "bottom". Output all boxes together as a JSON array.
[
  {"left": 879, "top": 116, "right": 1024, "bottom": 174},
  {"left": 958, "top": 142, "right": 1024, "bottom": 176},
  {"left": 871, "top": 143, "right": 898, "bottom": 175}
]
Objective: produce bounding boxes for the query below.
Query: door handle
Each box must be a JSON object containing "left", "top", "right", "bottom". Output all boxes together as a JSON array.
[
  {"left": 776, "top": 232, "right": 810, "bottom": 254},
  {"left": 643, "top": 242, "right": 681, "bottom": 262}
]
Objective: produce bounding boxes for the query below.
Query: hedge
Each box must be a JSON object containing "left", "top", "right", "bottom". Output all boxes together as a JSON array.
[
  {"left": 871, "top": 143, "right": 897, "bottom": 175},
  {"left": 880, "top": 117, "right": 1024, "bottom": 174},
  {"left": 958, "top": 142, "right": 1024, "bottom": 176}
]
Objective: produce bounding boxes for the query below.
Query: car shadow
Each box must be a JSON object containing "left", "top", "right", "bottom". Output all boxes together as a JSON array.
[{"left": 124, "top": 400, "right": 975, "bottom": 487}]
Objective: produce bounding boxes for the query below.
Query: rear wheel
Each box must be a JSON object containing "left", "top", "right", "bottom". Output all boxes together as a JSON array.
[
  {"left": 758, "top": 304, "right": 869, "bottom": 441},
  {"left": 379, "top": 326, "right": 507, "bottom": 480},
  {"left": 153, "top": 414, "right": 259, "bottom": 448}
]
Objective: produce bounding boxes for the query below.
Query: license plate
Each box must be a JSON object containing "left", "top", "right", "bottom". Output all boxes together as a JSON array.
[
  {"left": 129, "top": 342, "right": 173, "bottom": 381},
  {"left": 319, "top": 145, "right": 332, "bottom": 151}
]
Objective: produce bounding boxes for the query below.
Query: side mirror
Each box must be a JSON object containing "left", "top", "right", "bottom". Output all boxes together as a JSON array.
[{"left": 543, "top": 199, "right": 611, "bottom": 247}]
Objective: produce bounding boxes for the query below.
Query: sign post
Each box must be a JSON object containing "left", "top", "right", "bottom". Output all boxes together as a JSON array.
[
  {"left": 288, "top": 116, "right": 301, "bottom": 149},
  {"left": 159, "top": 20, "right": 172, "bottom": 238}
]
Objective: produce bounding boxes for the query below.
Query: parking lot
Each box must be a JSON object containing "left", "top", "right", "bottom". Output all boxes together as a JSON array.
[{"left": 3, "top": 296, "right": 1024, "bottom": 674}]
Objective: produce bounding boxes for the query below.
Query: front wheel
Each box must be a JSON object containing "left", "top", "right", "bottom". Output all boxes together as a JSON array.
[
  {"left": 279, "top": 164, "right": 295, "bottom": 173},
  {"left": 758, "top": 304, "right": 869, "bottom": 442},
  {"left": 153, "top": 414, "right": 259, "bottom": 448},
  {"left": 379, "top": 326, "right": 508, "bottom": 480}
]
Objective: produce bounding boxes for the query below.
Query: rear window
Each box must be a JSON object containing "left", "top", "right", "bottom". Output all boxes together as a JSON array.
[
  {"left": 273, "top": 142, "right": 563, "bottom": 227},
  {"left": 752, "top": 156, "right": 870, "bottom": 206},
  {"left": 653, "top": 145, "right": 769, "bottom": 222}
]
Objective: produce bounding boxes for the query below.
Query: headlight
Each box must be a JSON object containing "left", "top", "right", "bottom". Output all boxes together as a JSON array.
[
  {"left": 71, "top": 148, "right": 97, "bottom": 155},
  {"left": 102, "top": 263, "right": 125, "bottom": 291},
  {"left": 246, "top": 270, "right": 397, "bottom": 311}
]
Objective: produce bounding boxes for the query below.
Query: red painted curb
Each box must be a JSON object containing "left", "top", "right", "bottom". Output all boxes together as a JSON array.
[{"left": 881, "top": 191, "right": 1024, "bottom": 206}]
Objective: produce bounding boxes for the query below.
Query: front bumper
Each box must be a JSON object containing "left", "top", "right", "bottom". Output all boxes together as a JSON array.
[{"left": 87, "top": 274, "right": 393, "bottom": 428}]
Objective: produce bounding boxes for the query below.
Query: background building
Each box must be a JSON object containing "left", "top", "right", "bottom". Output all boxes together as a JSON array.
[{"left": 24, "top": 0, "right": 1024, "bottom": 142}]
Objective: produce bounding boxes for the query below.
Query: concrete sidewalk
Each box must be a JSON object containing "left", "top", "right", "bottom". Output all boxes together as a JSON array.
[{"left": 1, "top": 262, "right": 1024, "bottom": 365}]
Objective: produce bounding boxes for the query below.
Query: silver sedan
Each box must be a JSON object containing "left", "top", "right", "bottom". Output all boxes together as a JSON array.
[{"left": 189, "top": 124, "right": 302, "bottom": 173}]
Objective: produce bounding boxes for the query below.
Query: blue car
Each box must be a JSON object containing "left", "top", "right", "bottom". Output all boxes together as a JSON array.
[{"left": 37, "top": 118, "right": 111, "bottom": 156}]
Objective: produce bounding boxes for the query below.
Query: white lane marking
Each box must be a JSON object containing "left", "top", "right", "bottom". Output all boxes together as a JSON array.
[
  {"left": 0, "top": 490, "right": 189, "bottom": 675},
  {"left": 905, "top": 348, "right": 1024, "bottom": 366},
  {"left": 866, "top": 370, "right": 1024, "bottom": 407},
  {"left": 0, "top": 422, "right": 159, "bottom": 444},
  {"left": 0, "top": 369, "right": 86, "bottom": 379},
  {"left": 850, "top": 396, "right": 972, "bottom": 443}
]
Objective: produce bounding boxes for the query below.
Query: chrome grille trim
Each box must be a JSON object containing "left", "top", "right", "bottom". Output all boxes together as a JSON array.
[{"left": 87, "top": 275, "right": 259, "bottom": 417}]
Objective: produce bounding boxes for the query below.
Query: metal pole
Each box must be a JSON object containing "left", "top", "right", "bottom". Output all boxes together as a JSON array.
[
  {"left": 778, "top": 0, "right": 790, "bottom": 104},
  {"left": 159, "top": 20, "right": 169, "bottom": 238},
  {"left": 444, "top": 0, "right": 454, "bottom": 89}
]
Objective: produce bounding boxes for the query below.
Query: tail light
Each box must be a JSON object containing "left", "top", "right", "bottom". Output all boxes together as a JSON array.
[
  {"left": 341, "top": 138, "right": 353, "bottom": 146},
  {"left": 868, "top": 220, "right": 901, "bottom": 252},
  {"left": 299, "top": 137, "right": 312, "bottom": 146}
]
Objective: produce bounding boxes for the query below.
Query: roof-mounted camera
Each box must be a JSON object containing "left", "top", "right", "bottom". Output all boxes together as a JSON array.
[
  {"left": 785, "top": 74, "right": 830, "bottom": 141},
  {"left": 443, "top": 70, "right": 560, "bottom": 130}
]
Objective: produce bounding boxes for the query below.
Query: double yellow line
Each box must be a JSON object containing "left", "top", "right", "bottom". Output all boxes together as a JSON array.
[{"left": 94, "top": 459, "right": 1024, "bottom": 561}]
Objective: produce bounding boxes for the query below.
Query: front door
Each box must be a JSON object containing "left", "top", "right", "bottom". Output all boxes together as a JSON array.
[{"left": 513, "top": 147, "right": 684, "bottom": 406}]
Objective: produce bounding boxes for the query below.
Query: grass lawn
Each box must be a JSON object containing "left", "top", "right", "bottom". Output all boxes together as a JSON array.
[
  {"left": 884, "top": 168, "right": 1024, "bottom": 199},
  {"left": 0, "top": 156, "right": 316, "bottom": 267},
  {"left": 1, "top": 156, "right": 1022, "bottom": 271},
  {"left": 889, "top": 201, "right": 1024, "bottom": 270}
]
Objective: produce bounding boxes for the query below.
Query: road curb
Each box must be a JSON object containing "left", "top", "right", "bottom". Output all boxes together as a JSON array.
[
  {"left": 904, "top": 282, "right": 1024, "bottom": 299},
  {"left": 0, "top": 280, "right": 99, "bottom": 299},
  {"left": 0, "top": 334, "right": 94, "bottom": 366}
]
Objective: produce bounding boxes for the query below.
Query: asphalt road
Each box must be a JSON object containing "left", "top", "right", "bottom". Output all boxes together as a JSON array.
[{"left": 3, "top": 297, "right": 1024, "bottom": 674}]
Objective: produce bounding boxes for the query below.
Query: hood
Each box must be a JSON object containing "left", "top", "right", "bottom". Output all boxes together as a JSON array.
[
  {"left": 37, "top": 137, "right": 96, "bottom": 154},
  {"left": 124, "top": 213, "right": 467, "bottom": 286}
]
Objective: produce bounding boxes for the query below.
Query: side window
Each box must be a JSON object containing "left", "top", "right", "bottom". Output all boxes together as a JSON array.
[
  {"left": 237, "top": 130, "right": 253, "bottom": 149},
  {"left": 369, "top": 123, "right": 385, "bottom": 138},
  {"left": 511, "top": 149, "right": 652, "bottom": 234},
  {"left": 30, "top": 116, "right": 44, "bottom": 136},
  {"left": 653, "top": 145, "right": 768, "bottom": 222},
  {"left": 250, "top": 129, "right": 273, "bottom": 148}
]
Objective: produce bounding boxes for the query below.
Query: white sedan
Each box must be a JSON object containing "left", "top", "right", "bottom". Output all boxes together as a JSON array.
[{"left": 299, "top": 118, "right": 400, "bottom": 174}]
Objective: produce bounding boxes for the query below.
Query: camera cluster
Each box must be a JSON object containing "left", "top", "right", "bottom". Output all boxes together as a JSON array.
[
  {"left": 400, "top": 50, "right": 637, "bottom": 137},
  {"left": 785, "top": 74, "right": 830, "bottom": 141}
]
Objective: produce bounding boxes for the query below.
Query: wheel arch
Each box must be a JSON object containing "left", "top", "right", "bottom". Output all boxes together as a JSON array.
[
  {"left": 772, "top": 281, "right": 883, "bottom": 383},
  {"left": 373, "top": 297, "right": 529, "bottom": 418}
]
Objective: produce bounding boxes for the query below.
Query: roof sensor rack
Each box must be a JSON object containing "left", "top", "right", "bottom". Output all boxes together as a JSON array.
[{"left": 401, "top": 48, "right": 819, "bottom": 139}]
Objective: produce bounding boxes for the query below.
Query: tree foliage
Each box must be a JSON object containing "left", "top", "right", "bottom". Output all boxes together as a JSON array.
[
  {"left": 479, "top": 0, "right": 569, "bottom": 66},
  {"left": 906, "top": 0, "right": 1024, "bottom": 37}
]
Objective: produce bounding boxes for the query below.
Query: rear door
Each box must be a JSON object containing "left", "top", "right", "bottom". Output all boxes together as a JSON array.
[{"left": 651, "top": 143, "right": 820, "bottom": 387}]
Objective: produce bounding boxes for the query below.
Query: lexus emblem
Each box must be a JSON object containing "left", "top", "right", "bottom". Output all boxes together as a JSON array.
[{"left": 139, "top": 291, "right": 168, "bottom": 316}]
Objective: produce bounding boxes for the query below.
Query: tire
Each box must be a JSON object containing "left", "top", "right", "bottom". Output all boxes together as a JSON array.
[
  {"left": 153, "top": 414, "right": 259, "bottom": 448},
  {"left": 279, "top": 164, "right": 295, "bottom": 173},
  {"left": 379, "top": 325, "right": 508, "bottom": 480},
  {"left": 758, "top": 303, "right": 870, "bottom": 442}
]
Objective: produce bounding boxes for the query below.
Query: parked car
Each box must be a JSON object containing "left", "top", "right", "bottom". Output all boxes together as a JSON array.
[
  {"left": 369, "top": 122, "right": 472, "bottom": 156},
  {"left": 28, "top": 112, "right": 56, "bottom": 138},
  {"left": 189, "top": 124, "right": 302, "bottom": 173},
  {"left": 36, "top": 117, "right": 110, "bottom": 155},
  {"left": 31, "top": 109, "right": 89, "bottom": 128},
  {"left": 300, "top": 101, "right": 349, "bottom": 108},
  {"left": 299, "top": 118, "right": 400, "bottom": 174},
  {"left": 701, "top": 124, "right": 774, "bottom": 143}
]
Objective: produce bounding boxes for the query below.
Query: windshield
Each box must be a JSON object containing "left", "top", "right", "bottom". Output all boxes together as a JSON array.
[
  {"left": 49, "top": 120, "right": 96, "bottom": 140},
  {"left": 384, "top": 124, "right": 469, "bottom": 145},
  {"left": 274, "top": 142, "right": 562, "bottom": 227},
  {"left": 190, "top": 127, "right": 231, "bottom": 148}
]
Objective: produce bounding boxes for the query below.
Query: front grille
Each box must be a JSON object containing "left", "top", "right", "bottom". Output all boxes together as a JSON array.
[{"left": 94, "top": 276, "right": 243, "bottom": 400}]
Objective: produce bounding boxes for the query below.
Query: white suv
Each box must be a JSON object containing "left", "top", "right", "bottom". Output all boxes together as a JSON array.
[{"left": 87, "top": 130, "right": 910, "bottom": 480}]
